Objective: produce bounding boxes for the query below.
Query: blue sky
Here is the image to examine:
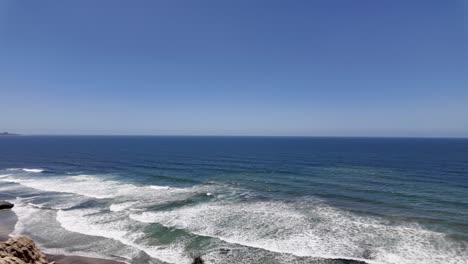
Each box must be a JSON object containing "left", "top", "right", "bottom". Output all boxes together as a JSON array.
[{"left": 0, "top": 0, "right": 467, "bottom": 136}]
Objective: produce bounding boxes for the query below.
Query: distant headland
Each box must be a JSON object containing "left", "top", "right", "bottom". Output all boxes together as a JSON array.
[{"left": 0, "top": 132, "right": 19, "bottom": 136}]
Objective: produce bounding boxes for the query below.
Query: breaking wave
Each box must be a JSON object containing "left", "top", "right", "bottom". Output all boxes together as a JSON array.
[{"left": 2, "top": 169, "right": 467, "bottom": 264}]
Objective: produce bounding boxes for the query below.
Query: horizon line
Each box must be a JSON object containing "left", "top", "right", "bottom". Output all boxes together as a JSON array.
[{"left": 3, "top": 134, "right": 468, "bottom": 139}]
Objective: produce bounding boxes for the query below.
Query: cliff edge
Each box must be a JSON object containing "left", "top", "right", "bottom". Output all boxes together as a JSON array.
[{"left": 0, "top": 236, "right": 55, "bottom": 264}]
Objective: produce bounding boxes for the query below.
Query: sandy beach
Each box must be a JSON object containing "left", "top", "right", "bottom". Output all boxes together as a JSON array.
[{"left": 47, "top": 255, "right": 126, "bottom": 264}]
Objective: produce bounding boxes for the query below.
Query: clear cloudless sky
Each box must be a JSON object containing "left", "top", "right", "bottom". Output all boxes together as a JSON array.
[{"left": 0, "top": 0, "right": 467, "bottom": 136}]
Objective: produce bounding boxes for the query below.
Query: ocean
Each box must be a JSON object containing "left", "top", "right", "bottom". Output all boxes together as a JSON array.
[{"left": 0, "top": 136, "right": 467, "bottom": 264}]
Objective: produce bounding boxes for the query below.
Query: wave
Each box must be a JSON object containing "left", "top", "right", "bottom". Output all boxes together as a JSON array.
[
  {"left": 3, "top": 171, "right": 467, "bottom": 264},
  {"left": 1, "top": 173, "right": 214, "bottom": 263},
  {"left": 10, "top": 199, "right": 191, "bottom": 264},
  {"left": 130, "top": 200, "right": 468, "bottom": 264},
  {"left": 10, "top": 201, "right": 138, "bottom": 263},
  {"left": 5, "top": 168, "right": 45, "bottom": 173},
  {"left": 0, "top": 174, "right": 198, "bottom": 200},
  {"left": 56, "top": 208, "right": 191, "bottom": 264},
  {"left": 22, "top": 168, "right": 45, "bottom": 173},
  {"left": 109, "top": 202, "right": 139, "bottom": 212}
]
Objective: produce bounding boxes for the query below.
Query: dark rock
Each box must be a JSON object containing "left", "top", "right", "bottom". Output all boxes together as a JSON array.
[
  {"left": 219, "top": 248, "right": 230, "bottom": 254},
  {"left": 333, "top": 259, "right": 368, "bottom": 264},
  {"left": 0, "top": 201, "right": 13, "bottom": 210},
  {"left": 192, "top": 256, "right": 204, "bottom": 264},
  {"left": 0, "top": 236, "right": 55, "bottom": 264}
]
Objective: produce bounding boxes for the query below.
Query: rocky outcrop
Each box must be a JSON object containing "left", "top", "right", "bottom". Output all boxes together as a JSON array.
[
  {"left": 0, "top": 236, "right": 55, "bottom": 264},
  {"left": 0, "top": 202, "right": 14, "bottom": 210},
  {"left": 192, "top": 256, "right": 204, "bottom": 264},
  {"left": 333, "top": 259, "right": 368, "bottom": 264}
]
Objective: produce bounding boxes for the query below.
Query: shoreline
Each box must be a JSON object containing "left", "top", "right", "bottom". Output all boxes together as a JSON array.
[
  {"left": 0, "top": 209, "right": 126, "bottom": 264},
  {"left": 0, "top": 208, "right": 369, "bottom": 264},
  {"left": 47, "top": 254, "right": 127, "bottom": 264},
  {"left": 0, "top": 205, "right": 374, "bottom": 264},
  {"left": 0, "top": 209, "right": 16, "bottom": 241}
]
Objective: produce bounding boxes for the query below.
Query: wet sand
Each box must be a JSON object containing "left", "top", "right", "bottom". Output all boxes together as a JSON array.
[
  {"left": 47, "top": 254, "right": 127, "bottom": 264},
  {"left": 0, "top": 209, "right": 16, "bottom": 241}
]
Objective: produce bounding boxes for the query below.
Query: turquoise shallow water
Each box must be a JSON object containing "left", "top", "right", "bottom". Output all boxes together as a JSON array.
[{"left": 0, "top": 136, "right": 467, "bottom": 263}]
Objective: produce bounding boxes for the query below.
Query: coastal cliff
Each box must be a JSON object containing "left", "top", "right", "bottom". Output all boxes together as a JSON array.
[{"left": 0, "top": 236, "right": 55, "bottom": 264}]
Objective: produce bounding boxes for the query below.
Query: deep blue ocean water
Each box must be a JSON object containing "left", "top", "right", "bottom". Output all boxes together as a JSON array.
[{"left": 0, "top": 136, "right": 467, "bottom": 264}]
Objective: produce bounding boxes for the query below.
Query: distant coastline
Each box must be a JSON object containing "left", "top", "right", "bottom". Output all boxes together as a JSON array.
[{"left": 0, "top": 132, "right": 19, "bottom": 136}]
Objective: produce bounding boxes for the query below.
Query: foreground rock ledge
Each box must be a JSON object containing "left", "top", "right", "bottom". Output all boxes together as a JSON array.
[
  {"left": 0, "top": 236, "right": 55, "bottom": 264},
  {"left": 0, "top": 201, "right": 14, "bottom": 210}
]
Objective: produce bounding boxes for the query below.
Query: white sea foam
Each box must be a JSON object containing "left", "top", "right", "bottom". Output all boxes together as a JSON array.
[
  {"left": 22, "top": 168, "right": 44, "bottom": 173},
  {"left": 149, "top": 185, "right": 171, "bottom": 190},
  {"left": 11, "top": 201, "right": 137, "bottom": 263},
  {"left": 56, "top": 208, "right": 191, "bottom": 264},
  {"left": 4, "top": 168, "right": 43, "bottom": 173},
  {"left": 4, "top": 171, "right": 467, "bottom": 264},
  {"left": 109, "top": 202, "right": 139, "bottom": 212},
  {"left": 11, "top": 200, "right": 43, "bottom": 235},
  {"left": 28, "top": 194, "right": 92, "bottom": 210},
  {"left": 1, "top": 174, "right": 205, "bottom": 202},
  {"left": 1, "top": 176, "right": 113, "bottom": 199},
  {"left": 130, "top": 200, "right": 468, "bottom": 264}
]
